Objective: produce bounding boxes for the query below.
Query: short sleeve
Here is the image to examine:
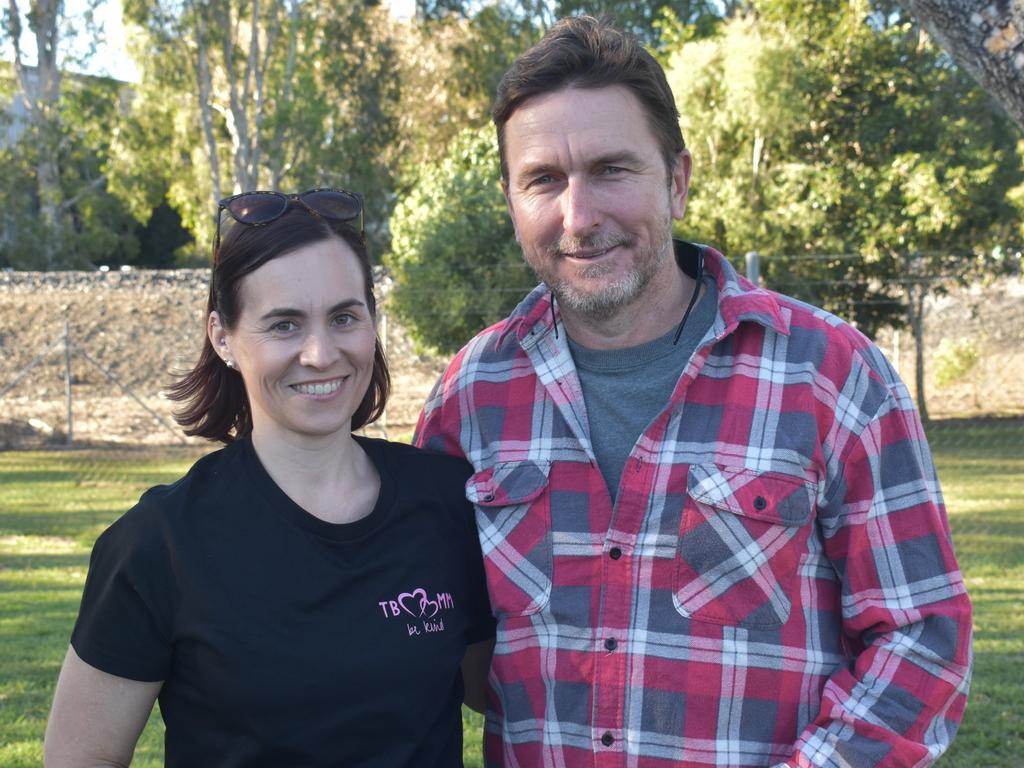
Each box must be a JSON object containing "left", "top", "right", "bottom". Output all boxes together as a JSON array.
[{"left": 71, "top": 502, "right": 176, "bottom": 682}]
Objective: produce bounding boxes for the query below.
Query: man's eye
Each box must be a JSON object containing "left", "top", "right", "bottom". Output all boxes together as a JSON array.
[
  {"left": 528, "top": 174, "right": 555, "bottom": 187},
  {"left": 603, "top": 165, "right": 625, "bottom": 175}
]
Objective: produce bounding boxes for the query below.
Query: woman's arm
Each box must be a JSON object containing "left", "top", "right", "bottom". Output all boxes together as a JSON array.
[
  {"left": 461, "top": 637, "right": 495, "bottom": 714},
  {"left": 44, "top": 646, "right": 162, "bottom": 768}
]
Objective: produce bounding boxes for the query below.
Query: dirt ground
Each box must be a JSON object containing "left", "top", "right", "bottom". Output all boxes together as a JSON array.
[{"left": 1, "top": 269, "right": 1021, "bottom": 449}]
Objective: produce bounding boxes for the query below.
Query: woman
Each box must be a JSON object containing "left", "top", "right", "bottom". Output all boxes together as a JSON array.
[{"left": 44, "top": 189, "right": 495, "bottom": 767}]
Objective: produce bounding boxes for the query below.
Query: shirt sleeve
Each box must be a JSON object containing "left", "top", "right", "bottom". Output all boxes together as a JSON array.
[
  {"left": 459, "top": 491, "right": 496, "bottom": 645},
  {"left": 414, "top": 362, "right": 471, "bottom": 459},
  {"left": 416, "top": 367, "right": 494, "bottom": 643},
  {"left": 71, "top": 501, "right": 176, "bottom": 682},
  {"left": 785, "top": 368, "right": 972, "bottom": 766},
  {"left": 440, "top": 453, "right": 495, "bottom": 645}
]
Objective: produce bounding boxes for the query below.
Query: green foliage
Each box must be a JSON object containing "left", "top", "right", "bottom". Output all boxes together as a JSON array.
[
  {"left": 933, "top": 337, "right": 981, "bottom": 389},
  {"left": 386, "top": 127, "right": 529, "bottom": 354},
  {"left": 134, "top": 200, "right": 194, "bottom": 268},
  {"left": 666, "top": 2, "right": 1024, "bottom": 337},
  {"left": 112, "top": 1, "right": 402, "bottom": 260},
  {"left": 394, "top": 6, "right": 541, "bottom": 187},
  {"left": 0, "top": 69, "right": 142, "bottom": 269},
  {"left": 553, "top": 0, "right": 724, "bottom": 49}
]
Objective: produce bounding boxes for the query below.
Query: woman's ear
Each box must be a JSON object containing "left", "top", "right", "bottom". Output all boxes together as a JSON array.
[{"left": 207, "top": 312, "right": 234, "bottom": 367}]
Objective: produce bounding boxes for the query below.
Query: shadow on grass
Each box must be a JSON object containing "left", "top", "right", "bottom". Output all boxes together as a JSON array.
[
  {"left": 0, "top": 509, "right": 131, "bottom": 539},
  {"left": 0, "top": 553, "right": 91, "bottom": 571}
]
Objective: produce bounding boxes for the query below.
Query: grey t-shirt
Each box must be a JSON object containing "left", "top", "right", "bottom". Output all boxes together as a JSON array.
[{"left": 567, "top": 275, "right": 718, "bottom": 501}]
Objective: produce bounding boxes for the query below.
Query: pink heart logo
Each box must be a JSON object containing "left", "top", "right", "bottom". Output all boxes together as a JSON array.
[
  {"left": 421, "top": 596, "right": 440, "bottom": 618},
  {"left": 397, "top": 588, "right": 440, "bottom": 618}
]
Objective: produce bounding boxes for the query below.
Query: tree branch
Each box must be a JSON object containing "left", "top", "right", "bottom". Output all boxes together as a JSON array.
[{"left": 901, "top": 0, "right": 1024, "bottom": 131}]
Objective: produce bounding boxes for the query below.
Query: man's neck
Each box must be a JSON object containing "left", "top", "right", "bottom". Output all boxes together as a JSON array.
[{"left": 558, "top": 264, "right": 700, "bottom": 351}]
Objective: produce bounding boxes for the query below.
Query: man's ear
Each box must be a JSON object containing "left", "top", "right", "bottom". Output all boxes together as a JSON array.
[
  {"left": 502, "top": 177, "right": 521, "bottom": 243},
  {"left": 670, "top": 149, "right": 693, "bottom": 221}
]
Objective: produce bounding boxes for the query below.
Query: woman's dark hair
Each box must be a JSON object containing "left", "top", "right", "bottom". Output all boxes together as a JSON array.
[
  {"left": 492, "top": 15, "right": 685, "bottom": 181},
  {"left": 168, "top": 206, "right": 390, "bottom": 442}
]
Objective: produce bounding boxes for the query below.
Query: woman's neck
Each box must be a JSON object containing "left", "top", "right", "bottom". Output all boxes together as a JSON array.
[{"left": 250, "top": 427, "right": 380, "bottom": 524}]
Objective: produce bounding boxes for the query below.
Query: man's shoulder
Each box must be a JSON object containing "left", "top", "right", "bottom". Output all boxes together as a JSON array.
[
  {"left": 770, "top": 290, "right": 875, "bottom": 353},
  {"left": 446, "top": 285, "right": 551, "bottom": 368},
  {"left": 758, "top": 289, "right": 903, "bottom": 393}
]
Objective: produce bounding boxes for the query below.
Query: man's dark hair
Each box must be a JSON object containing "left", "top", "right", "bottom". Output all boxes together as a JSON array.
[
  {"left": 169, "top": 206, "right": 390, "bottom": 442},
  {"left": 492, "top": 15, "right": 685, "bottom": 180}
]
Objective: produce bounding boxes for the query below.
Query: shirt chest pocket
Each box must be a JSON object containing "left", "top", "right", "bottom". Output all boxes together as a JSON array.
[
  {"left": 466, "top": 461, "right": 553, "bottom": 617},
  {"left": 673, "top": 463, "right": 815, "bottom": 629}
]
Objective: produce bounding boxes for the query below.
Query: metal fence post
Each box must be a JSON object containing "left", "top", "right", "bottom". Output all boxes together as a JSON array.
[{"left": 745, "top": 251, "right": 760, "bottom": 285}]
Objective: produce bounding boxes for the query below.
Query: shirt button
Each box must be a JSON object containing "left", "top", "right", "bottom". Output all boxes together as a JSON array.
[
  {"left": 604, "top": 637, "right": 617, "bottom": 651},
  {"left": 753, "top": 495, "right": 767, "bottom": 511},
  {"left": 609, "top": 547, "right": 622, "bottom": 560},
  {"left": 601, "top": 731, "right": 615, "bottom": 747}
]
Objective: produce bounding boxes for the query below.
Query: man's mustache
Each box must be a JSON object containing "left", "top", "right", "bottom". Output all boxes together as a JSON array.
[{"left": 547, "top": 232, "right": 636, "bottom": 257}]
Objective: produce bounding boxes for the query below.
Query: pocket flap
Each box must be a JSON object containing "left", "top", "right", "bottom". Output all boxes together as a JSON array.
[
  {"left": 467, "top": 461, "right": 551, "bottom": 506},
  {"left": 687, "top": 464, "right": 813, "bottom": 526}
]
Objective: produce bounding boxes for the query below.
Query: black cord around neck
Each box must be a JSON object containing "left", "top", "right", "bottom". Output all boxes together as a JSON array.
[{"left": 672, "top": 249, "right": 705, "bottom": 345}]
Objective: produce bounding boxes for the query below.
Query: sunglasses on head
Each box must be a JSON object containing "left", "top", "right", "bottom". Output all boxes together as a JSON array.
[{"left": 214, "top": 188, "right": 364, "bottom": 253}]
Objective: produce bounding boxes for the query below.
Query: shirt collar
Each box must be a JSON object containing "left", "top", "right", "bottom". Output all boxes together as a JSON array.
[{"left": 494, "top": 240, "right": 789, "bottom": 350}]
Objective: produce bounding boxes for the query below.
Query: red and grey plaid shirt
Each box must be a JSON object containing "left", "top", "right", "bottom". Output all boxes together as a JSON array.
[{"left": 415, "top": 243, "right": 972, "bottom": 768}]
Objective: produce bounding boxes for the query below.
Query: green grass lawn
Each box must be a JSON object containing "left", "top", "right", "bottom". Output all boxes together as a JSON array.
[{"left": 1, "top": 419, "right": 1021, "bottom": 766}]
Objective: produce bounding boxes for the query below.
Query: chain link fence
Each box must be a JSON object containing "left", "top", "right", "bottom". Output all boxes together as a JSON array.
[{"left": 1, "top": 262, "right": 1021, "bottom": 445}]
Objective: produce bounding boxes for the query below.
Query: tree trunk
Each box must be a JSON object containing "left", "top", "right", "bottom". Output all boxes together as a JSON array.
[
  {"left": 189, "top": 1, "right": 224, "bottom": 222},
  {"left": 218, "top": 0, "right": 277, "bottom": 193},
  {"left": 901, "top": 0, "right": 1024, "bottom": 132},
  {"left": 8, "top": 0, "right": 66, "bottom": 266},
  {"left": 267, "top": 0, "right": 302, "bottom": 188}
]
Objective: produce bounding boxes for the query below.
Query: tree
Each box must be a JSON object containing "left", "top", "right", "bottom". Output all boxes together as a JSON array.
[
  {"left": 900, "top": 0, "right": 1024, "bottom": 132},
  {"left": 554, "top": 0, "right": 726, "bottom": 47},
  {"left": 386, "top": 126, "right": 528, "bottom": 354},
  {"left": 393, "top": 4, "right": 541, "bottom": 186},
  {"left": 114, "top": 0, "right": 402, "bottom": 259},
  {"left": 4, "top": 0, "right": 64, "bottom": 263},
  {"left": 1, "top": 1, "right": 140, "bottom": 269},
  {"left": 666, "top": 0, "right": 1022, "bottom": 417}
]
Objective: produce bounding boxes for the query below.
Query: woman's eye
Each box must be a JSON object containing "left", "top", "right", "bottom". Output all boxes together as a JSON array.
[
  {"left": 332, "top": 313, "right": 355, "bottom": 327},
  {"left": 271, "top": 320, "right": 297, "bottom": 333}
]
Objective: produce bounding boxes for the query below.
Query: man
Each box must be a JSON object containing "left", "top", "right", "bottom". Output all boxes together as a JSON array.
[{"left": 415, "top": 15, "right": 972, "bottom": 768}]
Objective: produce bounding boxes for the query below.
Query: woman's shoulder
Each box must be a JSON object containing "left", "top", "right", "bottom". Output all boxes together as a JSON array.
[
  {"left": 356, "top": 435, "right": 473, "bottom": 483},
  {"left": 117, "top": 441, "right": 243, "bottom": 531}
]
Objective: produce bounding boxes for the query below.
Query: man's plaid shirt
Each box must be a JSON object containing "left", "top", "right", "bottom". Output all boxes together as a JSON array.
[{"left": 415, "top": 243, "right": 972, "bottom": 767}]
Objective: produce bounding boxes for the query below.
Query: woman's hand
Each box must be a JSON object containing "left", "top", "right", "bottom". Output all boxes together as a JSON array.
[{"left": 44, "top": 646, "right": 162, "bottom": 768}]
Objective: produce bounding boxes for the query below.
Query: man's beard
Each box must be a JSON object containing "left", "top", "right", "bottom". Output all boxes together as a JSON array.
[{"left": 529, "top": 229, "right": 672, "bottom": 322}]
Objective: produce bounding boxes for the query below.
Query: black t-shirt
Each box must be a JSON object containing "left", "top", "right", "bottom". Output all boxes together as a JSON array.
[{"left": 71, "top": 435, "right": 494, "bottom": 767}]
